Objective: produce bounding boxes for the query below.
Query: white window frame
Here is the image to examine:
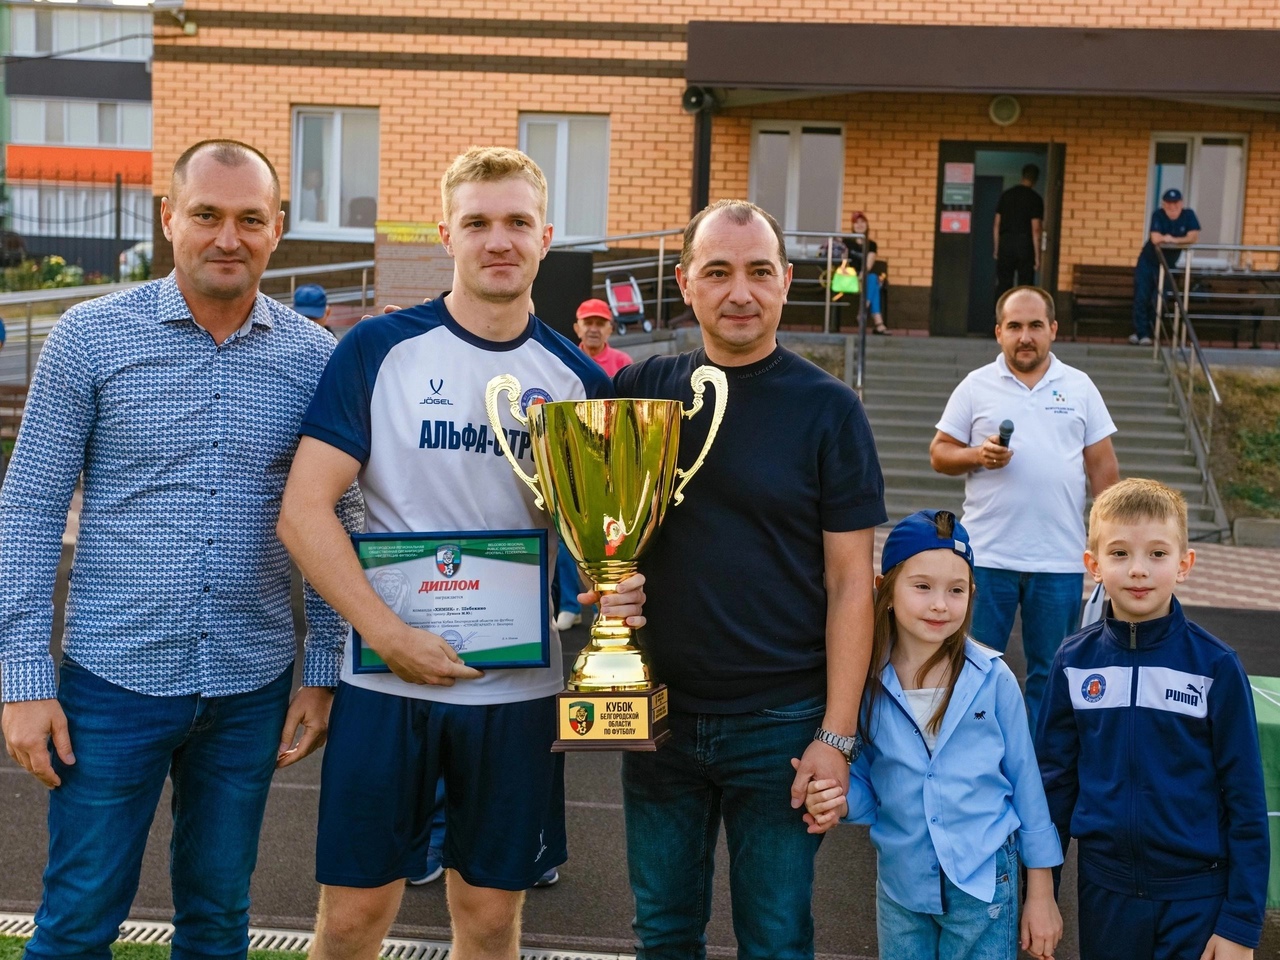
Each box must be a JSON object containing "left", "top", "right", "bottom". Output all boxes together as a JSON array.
[
  {"left": 8, "top": 6, "right": 152, "bottom": 62},
  {"left": 517, "top": 113, "right": 611, "bottom": 243},
  {"left": 1145, "top": 132, "right": 1247, "bottom": 263},
  {"left": 8, "top": 97, "right": 151, "bottom": 149},
  {"left": 288, "top": 106, "right": 379, "bottom": 242},
  {"left": 748, "top": 120, "right": 845, "bottom": 255}
]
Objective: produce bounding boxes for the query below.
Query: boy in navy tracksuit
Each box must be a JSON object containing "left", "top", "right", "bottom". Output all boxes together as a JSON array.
[{"left": 1036, "top": 478, "right": 1268, "bottom": 960}]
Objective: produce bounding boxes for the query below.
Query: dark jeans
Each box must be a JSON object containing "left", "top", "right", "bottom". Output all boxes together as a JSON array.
[
  {"left": 621, "top": 694, "right": 826, "bottom": 960},
  {"left": 26, "top": 659, "right": 292, "bottom": 960},
  {"left": 995, "top": 242, "right": 1036, "bottom": 299},
  {"left": 1132, "top": 256, "right": 1176, "bottom": 339}
]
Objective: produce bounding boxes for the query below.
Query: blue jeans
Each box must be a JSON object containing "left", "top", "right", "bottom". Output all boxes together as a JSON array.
[
  {"left": 621, "top": 694, "right": 827, "bottom": 960},
  {"left": 970, "top": 567, "right": 1082, "bottom": 730},
  {"left": 554, "top": 538, "right": 581, "bottom": 617},
  {"left": 865, "top": 272, "right": 882, "bottom": 316},
  {"left": 25, "top": 659, "right": 293, "bottom": 960},
  {"left": 876, "top": 835, "right": 1019, "bottom": 960}
]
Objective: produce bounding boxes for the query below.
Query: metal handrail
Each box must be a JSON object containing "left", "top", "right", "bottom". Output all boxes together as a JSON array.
[
  {"left": 1, "top": 260, "right": 378, "bottom": 384},
  {"left": 555, "top": 225, "right": 871, "bottom": 394},
  {"left": 1151, "top": 245, "right": 1228, "bottom": 537}
]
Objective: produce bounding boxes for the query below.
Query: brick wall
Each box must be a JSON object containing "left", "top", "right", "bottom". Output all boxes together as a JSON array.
[
  {"left": 713, "top": 94, "right": 1280, "bottom": 289},
  {"left": 152, "top": 3, "right": 1280, "bottom": 302}
]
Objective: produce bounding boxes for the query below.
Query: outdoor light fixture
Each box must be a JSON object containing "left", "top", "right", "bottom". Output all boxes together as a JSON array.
[
  {"left": 152, "top": 0, "right": 197, "bottom": 34},
  {"left": 989, "top": 95, "right": 1021, "bottom": 126}
]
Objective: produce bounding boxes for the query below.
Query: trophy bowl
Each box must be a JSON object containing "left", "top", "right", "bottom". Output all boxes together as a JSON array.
[{"left": 485, "top": 368, "right": 726, "bottom": 696}]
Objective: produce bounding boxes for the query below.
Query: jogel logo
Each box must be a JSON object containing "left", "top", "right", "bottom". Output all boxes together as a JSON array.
[
  {"left": 435, "top": 543, "right": 462, "bottom": 578},
  {"left": 568, "top": 701, "right": 594, "bottom": 736}
]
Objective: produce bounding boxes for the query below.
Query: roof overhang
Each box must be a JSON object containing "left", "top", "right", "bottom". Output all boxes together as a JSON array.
[{"left": 687, "top": 23, "right": 1280, "bottom": 101}]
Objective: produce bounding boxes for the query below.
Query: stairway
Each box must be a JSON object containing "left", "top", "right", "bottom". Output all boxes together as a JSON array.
[{"left": 858, "top": 336, "right": 1228, "bottom": 541}]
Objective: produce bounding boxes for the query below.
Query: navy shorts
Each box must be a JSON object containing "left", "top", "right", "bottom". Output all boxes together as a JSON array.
[
  {"left": 1078, "top": 877, "right": 1224, "bottom": 960},
  {"left": 316, "top": 682, "right": 566, "bottom": 891}
]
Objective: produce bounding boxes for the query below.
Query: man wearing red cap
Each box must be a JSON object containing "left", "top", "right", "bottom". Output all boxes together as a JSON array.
[{"left": 574, "top": 298, "right": 632, "bottom": 376}]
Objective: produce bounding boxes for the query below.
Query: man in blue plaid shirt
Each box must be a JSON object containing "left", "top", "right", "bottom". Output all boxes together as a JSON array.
[{"left": 0, "top": 140, "right": 359, "bottom": 960}]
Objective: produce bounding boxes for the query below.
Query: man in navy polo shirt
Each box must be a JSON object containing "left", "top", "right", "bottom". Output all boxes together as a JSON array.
[
  {"left": 614, "top": 200, "right": 885, "bottom": 957},
  {"left": 1131, "top": 188, "right": 1200, "bottom": 345}
]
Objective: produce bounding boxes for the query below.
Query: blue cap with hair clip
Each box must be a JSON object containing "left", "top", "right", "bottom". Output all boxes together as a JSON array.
[{"left": 881, "top": 509, "right": 974, "bottom": 575}]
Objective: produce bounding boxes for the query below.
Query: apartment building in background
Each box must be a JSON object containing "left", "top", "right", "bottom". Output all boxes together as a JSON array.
[
  {"left": 3, "top": 0, "right": 153, "bottom": 277},
  {"left": 148, "top": 2, "right": 1280, "bottom": 332}
]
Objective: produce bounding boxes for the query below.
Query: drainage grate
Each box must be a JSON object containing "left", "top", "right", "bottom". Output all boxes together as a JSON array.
[{"left": 0, "top": 913, "right": 630, "bottom": 960}]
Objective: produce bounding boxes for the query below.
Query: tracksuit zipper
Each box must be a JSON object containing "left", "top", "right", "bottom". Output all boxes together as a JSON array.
[{"left": 1127, "top": 621, "right": 1147, "bottom": 897}]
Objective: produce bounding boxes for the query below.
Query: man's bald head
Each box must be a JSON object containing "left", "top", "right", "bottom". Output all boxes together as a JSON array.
[{"left": 170, "top": 140, "right": 280, "bottom": 209}]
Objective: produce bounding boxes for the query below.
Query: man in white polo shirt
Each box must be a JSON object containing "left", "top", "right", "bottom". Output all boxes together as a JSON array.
[{"left": 930, "top": 285, "right": 1119, "bottom": 727}]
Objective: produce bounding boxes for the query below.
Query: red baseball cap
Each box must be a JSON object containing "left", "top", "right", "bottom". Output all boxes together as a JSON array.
[{"left": 576, "top": 298, "right": 613, "bottom": 321}]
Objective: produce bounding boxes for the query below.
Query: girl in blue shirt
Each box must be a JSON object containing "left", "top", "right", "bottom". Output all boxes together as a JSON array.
[{"left": 803, "top": 510, "right": 1063, "bottom": 960}]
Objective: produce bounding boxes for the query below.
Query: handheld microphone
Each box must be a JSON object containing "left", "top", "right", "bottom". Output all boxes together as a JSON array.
[{"left": 998, "top": 420, "right": 1014, "bottom": 447}]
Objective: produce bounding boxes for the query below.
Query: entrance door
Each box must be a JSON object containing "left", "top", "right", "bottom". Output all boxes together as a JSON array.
[{"left": 930, "top": 141, "right": 1062, "bottom": 336}]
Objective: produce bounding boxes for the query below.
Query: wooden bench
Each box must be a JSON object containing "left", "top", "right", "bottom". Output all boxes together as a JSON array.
[
  {"left": 0, "top": 383, "right": 27, "bottom": 444},
  {"left": 1070, "top": 264, "right": 1133, "bottom": 340},
  {"left": 1184, "top": 274, "right": 1276, "bottom": 348}
]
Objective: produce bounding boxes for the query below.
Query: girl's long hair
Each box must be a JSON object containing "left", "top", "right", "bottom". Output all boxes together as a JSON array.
[{"left": 861, "top": 512, "right": 975, "bottom": 743}]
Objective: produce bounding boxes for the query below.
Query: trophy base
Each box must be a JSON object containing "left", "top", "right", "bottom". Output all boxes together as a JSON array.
[{"left": 552, "top": 685, "right": 671, "bottom": 752}]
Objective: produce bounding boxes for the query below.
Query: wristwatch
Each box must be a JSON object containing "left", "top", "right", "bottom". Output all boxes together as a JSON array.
[{"left": 813, "top": 727, "right": 863, "bottom": 761}]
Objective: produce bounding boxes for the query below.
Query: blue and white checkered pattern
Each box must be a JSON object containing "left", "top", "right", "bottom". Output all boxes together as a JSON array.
[{"left": 0, "top": 274, "right": 360, "bottom": 702}]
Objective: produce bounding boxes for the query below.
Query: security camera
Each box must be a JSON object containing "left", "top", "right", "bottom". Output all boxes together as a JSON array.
[{"left": 681, "top": 86, "right": 716, "bottom": 114}]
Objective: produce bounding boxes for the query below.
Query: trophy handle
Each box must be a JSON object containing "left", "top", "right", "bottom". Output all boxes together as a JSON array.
[
  {"left": 484, "top": 374, "right": 545, "bottom": 510},
  {"left": 672, "top": 365, "right": 728, "bottom": 505}
]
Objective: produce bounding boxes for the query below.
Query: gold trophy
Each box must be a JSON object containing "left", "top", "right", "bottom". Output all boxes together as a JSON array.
[{"left": 485, "top": 367, "right": 726, "bottom": 751}]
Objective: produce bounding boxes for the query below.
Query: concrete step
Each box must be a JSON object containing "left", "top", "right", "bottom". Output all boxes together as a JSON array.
[
  {"left": 875, "top": 451, "right": 1203, "bottom": 484},
  {"left": 872, "top": 435, "right": 1196, "bottom": 468},
  {"left": 881, "top": 497, "right": 1221, "bottom": 529},
  {"left": 860, "top": 386, "right": 1172, "bottom": 409},
  {"left": 865, "top": 419, "right": 1192, "bottom": 449},
  {"left": 881, "top": 466, "right": 1206, "bottom": 498},
  {"left": 861, "top": 364, "right": 1170, "bottom": 388}
]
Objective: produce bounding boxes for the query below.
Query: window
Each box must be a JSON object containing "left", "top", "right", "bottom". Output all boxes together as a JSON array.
[
  {"left": 8, "top": 184, "right": 152, "bottom": 240},
  {"left": 1147, "top": 134, "right": 1246, "bottom": 261},
  {"left": 9, "top": 98, "right": 151, "bottom": 149},
  {"left": 9, "top": 7, "right": 152, "bottom": 61},
  {"left": 291, "top": 108, "right": 380, "bottom": 239},
  {"left": 519, "top": 114, "right": 609, "bottom": 241},
  {"left": 749, "top": 122, "right": 844, "bottom": 252}
]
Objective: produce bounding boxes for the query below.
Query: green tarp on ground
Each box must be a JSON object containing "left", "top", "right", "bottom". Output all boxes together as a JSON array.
[{"left": 1249, "top": 676, "right": 1280, "bottom": 909}]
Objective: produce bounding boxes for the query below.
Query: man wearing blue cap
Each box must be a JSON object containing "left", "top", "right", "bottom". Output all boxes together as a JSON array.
[
  {"left": 295, "top": 283, "right": 332, "bottom": 332},
  {"left": 1131, "top": 188, "right": 1199, "bottom": 345}
]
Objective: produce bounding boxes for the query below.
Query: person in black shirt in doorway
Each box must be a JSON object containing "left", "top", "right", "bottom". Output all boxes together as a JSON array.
[{"left": 993, "top": 164, "right": 1043, "bottom": 298}]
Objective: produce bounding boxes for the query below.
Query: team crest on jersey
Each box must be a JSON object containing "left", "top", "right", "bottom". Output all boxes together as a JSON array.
[
  {"left": 435, "top": 543, "right": 462, "bottom": 578},
  {"left": 520, "top": 387, "right": 553, "bottom": 414},
  {"left": 1081, "top": 674, "right": 1106, "bottom": 703},
  {"left": 568, "top": 701, "right": 594, "bottom": 736}
]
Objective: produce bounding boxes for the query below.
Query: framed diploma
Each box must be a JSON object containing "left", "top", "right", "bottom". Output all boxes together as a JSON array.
[{"left": 351, "top": 529, "right": 550, "bottom": 672}]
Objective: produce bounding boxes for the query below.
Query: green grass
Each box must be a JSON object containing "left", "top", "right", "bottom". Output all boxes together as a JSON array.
[
  {"left": 1209, "top": 367, "right": 1280, "bottom": 520},
  {"left": 0, "top": 936, "right": 307, "bottom": 960}
]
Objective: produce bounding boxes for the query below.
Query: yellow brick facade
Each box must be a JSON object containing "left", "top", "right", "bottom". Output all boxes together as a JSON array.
[{"left": 151, "top": 2, "right": 1280, "bottom": 306}]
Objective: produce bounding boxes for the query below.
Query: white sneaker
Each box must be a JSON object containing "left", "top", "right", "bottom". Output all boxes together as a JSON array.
[
  {"left": 408, "top": 863, "right": 443, "bottom": 886},
  {"left": 1128, "top": 333, "right": 1141, "bottom": 344},
  {"left": 555, "top": 610, "right": 582, "bottom": 631},
  {"left": 1139, "top": 336, "right": 1153, "bottom": 345}
]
